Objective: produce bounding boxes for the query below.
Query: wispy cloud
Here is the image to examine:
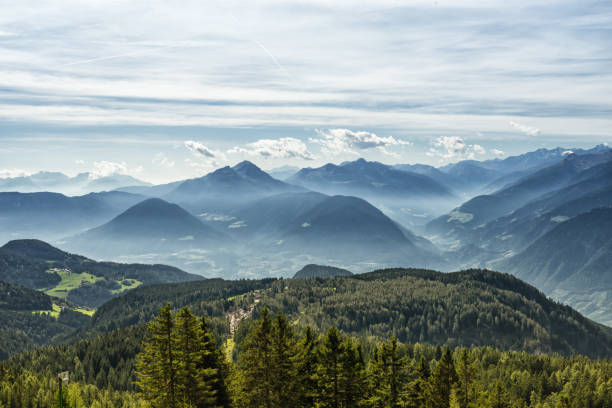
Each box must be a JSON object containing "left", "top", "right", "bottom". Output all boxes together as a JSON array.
[
  {"left": 510, "top": 121, "right": 541, "bottom": 136},
  {"left": 310, "top": 128, "right": 410, "bottom": 156},
  {"left": 427, "top": 136, "right": 486, "bottom": 162},
  {"left": 229, "top": 137, "right": 314, "bottom": 160},
  {"left": 90, "top": 161, "right": 128, "bottom": 179}
]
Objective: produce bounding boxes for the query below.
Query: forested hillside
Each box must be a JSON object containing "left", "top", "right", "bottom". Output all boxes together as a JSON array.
[{"left": 1, "top": 306, "right": 611, "bottom": 408}]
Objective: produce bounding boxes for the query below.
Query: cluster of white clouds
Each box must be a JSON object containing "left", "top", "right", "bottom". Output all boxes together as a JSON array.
[
  {"left": 0, "top": 168, "right": 31, "bottom": 179},
  {"left": 309, "top": 129, "right": 410, "bottom": 157},
  {"left": 181, "top": 128, "right": 508, "bottom": 172},
  {"left": 229, "top": 137, "right": 314, "bottom": 160},
  {"left": 427, "top": 136, "right": 487, "bottom": 162},
  {"left": 510, "top": 121, "right": 541, "bottom": 137},
  {"left": 89, "top": 161, "right": 129, "bottom": 179}
]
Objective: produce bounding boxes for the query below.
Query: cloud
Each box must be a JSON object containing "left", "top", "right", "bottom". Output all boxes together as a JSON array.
[
  {"left": 90, "top": 161, "right": 128, "bottom": 179},
  {"left": 0, "top": 169, "right": 31, "bottom": 179},
  {"left": 75, "top": 159, "right": 86, "bottom": 165},
  {"left": 152, "top": 153, "right": 175, "bottom": 168},
  {"left": 184, "top": 141, "right": 225, "bottom": 159},
  {"left": 427, "top": 136, "right": 487, "bottom": 161},
  {"left": 228, "top": 137, "right": 314, "bottom": 160},
  {"left": 491, "top": 148, "right": 505, "bottom": 158},
  {"left": 184, "top": 140, "right": 227, "bottom": 169},
  {"left": 310, "top": 128, "right": 410, "bottom": 156},
  {"left": 510, "top": 121, "right": 541, "bottom": 136}
]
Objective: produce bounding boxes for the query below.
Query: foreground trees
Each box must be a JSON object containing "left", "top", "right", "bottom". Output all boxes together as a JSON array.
[
  {"left": 2, "top": 304, "right": 611, "bottom": 407},
  {"left": 135, "top": 304, "right": 230, "bottom": 408}
]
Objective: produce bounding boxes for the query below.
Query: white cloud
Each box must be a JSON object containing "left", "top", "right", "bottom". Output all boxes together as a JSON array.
[
  {"left": 228, "top": 137, "right": 314, "bottom": 160},
  {"left": 184, "top": 140, "right": 227, "bottom": 169},
  {"left": 90, "top": 161, "right": 128, "bottom": 179},
  {"left": 510, "top": 121, "right": 541, "bottom": 137},
  {"left": 152, "top": 153, "right": 175, "bottom": 168},
  {"left": 491, "top": 148, "right": 505, "bottom": 158},
  {"left": 427, "top": 136, "right": 487, "bottom": 162},
  {"left": 310, "top": 128, "right": 410, "bottom": 156},
  {"left": 0, "top": 168, "right": 31, "bottom": 179},
  {"left": 75, "top": 159, "right": 86, "bottom": 165}
]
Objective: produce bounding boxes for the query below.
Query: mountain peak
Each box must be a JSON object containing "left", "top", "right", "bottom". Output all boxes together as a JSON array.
[{"left": 2, "top": 239, "right": 71, "bottom": 262}]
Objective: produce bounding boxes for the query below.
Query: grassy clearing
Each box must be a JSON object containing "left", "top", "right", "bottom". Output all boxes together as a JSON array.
[
  {"left": 32, "top": 303, "right": 62, "bottom": 318},
  {"left": 111, "top": 278, "right": 142, "bottom": 294},
  {"left": 225, "top": 337, "right": 235, "bottom": 362},
  {"left": 44, "top": 269, "right": 103, "bottom": 299},
  {"left": 74, "top": 308, "right": 96, "bottom": 316}
]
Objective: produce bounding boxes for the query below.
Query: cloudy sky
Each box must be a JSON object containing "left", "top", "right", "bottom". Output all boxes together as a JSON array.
[{"left": 1, "top": 0, "right": 611, "bottom": 182}]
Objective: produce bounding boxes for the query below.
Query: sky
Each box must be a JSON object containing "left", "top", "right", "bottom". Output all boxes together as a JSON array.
[{"left": 0, "top": 0, "right": 611, "bottom": 183}]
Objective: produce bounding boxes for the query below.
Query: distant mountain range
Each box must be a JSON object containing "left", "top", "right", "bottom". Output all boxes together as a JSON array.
[
  {"left": 2, "top": 146, "right": 612, "bottom": 326},
  {"left": 0, "top": 171, "right": 150, "bottom": 195}
]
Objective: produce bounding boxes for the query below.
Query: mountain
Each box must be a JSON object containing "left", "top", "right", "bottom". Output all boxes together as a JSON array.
[
  {"left": 288, "top": 159, "right": 457, "bottom": 228},
  {"left": 293, "top": 264, "right": 353, "bottom": 278},
  {"left": 0, "top": 171, "right": 151, "bottom": 195},
  {"left": 0, "top": 239, "right": 201, "bottom": 308},
  {"left": 166, "top": 161, "right": 303, "bottom": 212},
  {"left": 427, "top": 150, "right": 612, "bottom": 241},
  {"left": 289, "top": 158, "right": 453, "bottom": 199},
  {"left": 498, "top": 207, "right": 612, "bottom": 325},
  {"left": 438, "top": 144, "right": 611, "bottom": 194},
  {"left": 64, "top": 198, "right": 233, "bottom": 260},
  {"left": 69, "top": 268, "right": 612, "bottom": 359},
  {"left": 0, "top": 191, "right": 146, "bottom": 243},
  {"left": 266, "top": 165, "right": 300, "bottom": 180}
]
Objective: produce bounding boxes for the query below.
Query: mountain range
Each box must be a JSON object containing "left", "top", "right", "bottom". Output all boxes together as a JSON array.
[
  {"left": 0, "top": 171, "right": 150, "bottom": 195},
  {"left": 2, "top": 144, "right": 612, "bottom": 326}
]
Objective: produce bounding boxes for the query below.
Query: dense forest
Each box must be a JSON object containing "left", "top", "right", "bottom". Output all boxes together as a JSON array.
[{"left": 1, "top": 305, "right": 611, "bottom": 407}]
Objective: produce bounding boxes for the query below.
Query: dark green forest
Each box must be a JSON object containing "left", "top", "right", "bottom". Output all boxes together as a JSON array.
[
  {"left": 1, "top": 305, "right": 611, "bottom": 408},
  {"left": 1, "top": 268, "right": 612, "bottom": 407}
]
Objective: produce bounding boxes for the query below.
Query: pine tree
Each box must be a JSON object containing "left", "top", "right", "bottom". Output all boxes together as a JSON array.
[
  {"left": 294, "top": 326, "right": 319, "bottom": 408},
  {"left": 174, "top": 307, "right": 217, "bottom": 408},
  {"left": 135, "top": 303, "right": 178, "bottom": 408},
  {"left": 402, "top": 355, "right": 430, "bottom": 408},
  {"left": 368, "top": 336, "right": 404, "bottom": 408},
  {"left": 234, "top": 308, "right": 274, "bottom": 408},
  {"left": 199, "top": 316, "right": 232, "bottom": 408},
  {"left": 316, "top": 327, "right": 344, "bottom": 408},
  {"left": 429, "top": 348, "right": 458, "bottom": 408},
  {"left": 339, "top": 337, "right": 365, "bottom": 408},
  {"left": 455, "top": 349, "right": 477, "bottom": 408},
  {"left": 269, "top": 312, "right": 299, "bottom": 407}
]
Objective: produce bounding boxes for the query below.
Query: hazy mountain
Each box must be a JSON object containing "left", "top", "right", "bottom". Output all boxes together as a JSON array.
[
  {"left": 289, "top": 158, "right": 453, "bottom": 198},
  {"left": 115, "top": 180, "right": 184, "bottom": 197},
  {"left": 266, "top": 165, "right": 300, "bottom": 180},
  {"left": 166, "top": 161, "right": 304, "bottom": 212},
  {"left": 64, "top": 198, "right": 233, "bottom": 259},
  {"left": 427, "top": 150, "right": 612, "bottom": 240},
  {"left": 0, "top": 171, "right": 151, "bottom": 195},
  {"left": 293, "top": 264, "right": 353, "bottom": 278},
  {"left": 0, "top": 239, "right": 201, "bottom": 308},
  {"left": 0, "top": 191, "right": 146, "bottom": 243}
]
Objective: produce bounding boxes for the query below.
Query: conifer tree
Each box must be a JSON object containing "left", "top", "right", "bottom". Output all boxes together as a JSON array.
[
  {"left": 269, "top": 312, "right": 299, "bottom": 407},
  {"left": 199, "top": 316, "right": 232, "bottom": 408},
  {"left": 135, "top": 303, "right": 178, "bottom": 408},
  {"left": 402, "top": 355, "right": 430, "bottom": 408},
  {"left": 174, "top": 307, "right": 217, "bottom": 408},
  {"left": 234, "top": 308, "right": 274, "bottom": 408},
  {"left": 455, "top": 349, "right": 477, "bottom": 408},
  {"left": 294, "top": 326, "right": 319, "bottom": 408},
  {"left": 339, "top": 337, "right": 366, "bottom": 408},
  {"left": 429, "top": 348, "right": 458, "bottom": 408},
  {"left": 316, "top": 326, "right": 344, "bottom": 408}
]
